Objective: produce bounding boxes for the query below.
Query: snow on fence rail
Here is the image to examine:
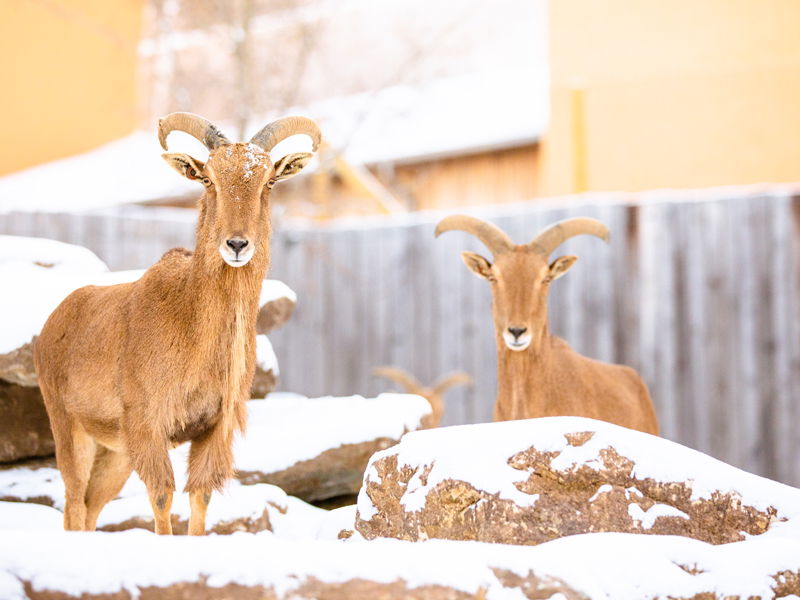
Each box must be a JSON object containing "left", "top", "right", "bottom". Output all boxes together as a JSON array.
[{"left": 1, "top": 186, "right": 799, "bottom": 486}]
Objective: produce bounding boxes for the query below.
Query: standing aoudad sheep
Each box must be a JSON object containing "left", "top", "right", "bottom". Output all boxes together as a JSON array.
[
  {"left": 34, "top": 112, "right": 320, "bottom": 534},
  {"left": 435, "top": 215, "right": 659, "bottom": 434}
]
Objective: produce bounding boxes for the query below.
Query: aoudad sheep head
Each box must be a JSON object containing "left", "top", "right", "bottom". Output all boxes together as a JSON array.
[
  {"left": 159, "top": 112, "right": 320, "bottom": 267},
  {"left": 436, "top": 215, "right": 609, "bottom": 352}
]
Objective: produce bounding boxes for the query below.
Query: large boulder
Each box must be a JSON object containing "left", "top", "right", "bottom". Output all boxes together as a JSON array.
[
  {"left": 355, "top": 416, "right": 800, "bottom": 547},
  {"left": 236, "top": 393, "right": 431, "bottom": 502}
]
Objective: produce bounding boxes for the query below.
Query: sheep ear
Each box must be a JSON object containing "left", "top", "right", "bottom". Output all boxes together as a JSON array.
[
  {"left": 461, "top": 251, "right": 494, "bottom": 280},
  {"left": 162, "top": 153, "right": 206, "bottom": 181},
  {"left": 548, "top": 255, "right": 577, "bottom": 281},
  {"left": 273, "top": 152, "right": 313, "bottom": 183}
]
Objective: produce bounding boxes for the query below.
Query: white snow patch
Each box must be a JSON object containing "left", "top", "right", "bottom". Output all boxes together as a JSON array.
[
  {"left": 0, "top": 501, "right": 62, "bottom": 531},
  {"left": 260, "top": 279, "right": 297, "bottom": 304},
  {"left": 235, "top": 393, "right": 430, "bottom": 474},
  {"left": 0, "top": 236, "right": 108, "bottom": 273},
  {"left": 256, "top": 335, "right": 279, "bottom": 376},
  {"left": 628, "top": 503, "right": 689, "bottom": 530},
  {"left": 587, "top": 484, "right": 612, "bottom": 503},
  {"left": 0, "top": 133, "right": 197, "bottom": 214}
]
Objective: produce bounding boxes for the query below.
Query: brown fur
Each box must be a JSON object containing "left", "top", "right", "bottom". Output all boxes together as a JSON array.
[
  {"left": 33, "top": 139, "right": 313, "bottom": 534},
  {"left": 372, "top": 367, "right": 473, "bottom": 428},
  {"left": 457, "top": 240, "right": 659, "bottom": 435}
]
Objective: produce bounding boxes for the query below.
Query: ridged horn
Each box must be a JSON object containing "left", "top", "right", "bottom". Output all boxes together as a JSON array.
[
  {"left": 158, "top": 112, "right": 231, "bottom": 151},
  {"left": 249, "top": 116, "right": 321, "bottom": 153},
  {"left": 530, "top": 217, "right": 610, "bottom": 256},
  {"left": 372, "top": 367, "right": 424, "bottom": 396},
  {"left": 434, "top": 215, "right": 514, "bottom": 256},
  {"left": 431, "top": 372, "right": 473, "bottom": 397}
]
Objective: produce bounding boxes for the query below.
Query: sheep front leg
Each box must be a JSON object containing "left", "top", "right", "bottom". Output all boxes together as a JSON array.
[
  {"left": 147, "top": 488, "right": 174, "bottom": 535},
  {"left": 124, "top": 412, "right": 176, "bottom": 535},
  {"left": 186, "top": 421, "right": 235, "bottom": 536}
]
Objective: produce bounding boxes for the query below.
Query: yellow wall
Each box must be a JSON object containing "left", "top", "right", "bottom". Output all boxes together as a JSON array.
[
  {"left": 540, "top": 0, "right": 800, "bottom": 195},
  {"left": 0, "top": 1, "right": 143, "bottom": 175}
]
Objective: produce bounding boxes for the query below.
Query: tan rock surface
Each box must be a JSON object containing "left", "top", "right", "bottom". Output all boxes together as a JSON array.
[
  {"left": 355, "top": 417, "right": 798, "bottom": 547},
  {"left": 238, "top": 437, "right": 398, "bottom": 502},
  {"left": 0, "top": 381, "right": 54, "bottom": 463},
  {"left": 0, "top": 340, "right": 37, "bottom": 387},
  {"left": 257, "top": 295, "right": 296, "bottom": 334}
]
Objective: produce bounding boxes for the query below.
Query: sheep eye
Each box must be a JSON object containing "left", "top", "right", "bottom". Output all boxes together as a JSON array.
[{"left": 188, "top": 168, "right": 197, "bottom": 178}]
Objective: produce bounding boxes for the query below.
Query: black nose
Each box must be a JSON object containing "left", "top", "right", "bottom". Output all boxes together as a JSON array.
[
  {"left": 226, "top": 238, "right": 249, "bottom": 255},
  {"left": 508, "top": 327, "right": 527, "bottom": 339}
]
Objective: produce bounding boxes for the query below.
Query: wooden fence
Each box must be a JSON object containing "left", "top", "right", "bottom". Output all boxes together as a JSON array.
[{"left": 2, "top": 186, "right": 799, "bottom": 486}]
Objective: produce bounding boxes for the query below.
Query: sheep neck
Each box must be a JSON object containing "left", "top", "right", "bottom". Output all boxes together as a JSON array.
[{"left": 494, "top": 326, "right": 553, "bottom": 421}]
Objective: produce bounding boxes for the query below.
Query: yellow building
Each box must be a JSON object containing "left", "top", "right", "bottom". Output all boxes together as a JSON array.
[
  {"left": 0, "top": 1, "right": 143, "bottom": 176},
  {"left": 540, "top": 0, "right": 800, "bottom": 195}
]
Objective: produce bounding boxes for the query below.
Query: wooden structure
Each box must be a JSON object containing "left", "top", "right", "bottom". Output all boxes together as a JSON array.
[{"left": 2, "top": 185, "right": 799, "bottom": 486}]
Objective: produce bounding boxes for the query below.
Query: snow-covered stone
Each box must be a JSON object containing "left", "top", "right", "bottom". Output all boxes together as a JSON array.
[
  {"left": 98, "top": 482, "right": 325, "bottom": 537},
  {"left": 0, "top": 501, "right": 62, "bottom": 531},
  {"left": 355, "top": 416, "right": 800, "bottom": 547},
  {"left": 236, "top": 393, "right": 431, "bottom": 501},
  {"left": 0, "top": 528, "right": 798, "bottom": 599}
]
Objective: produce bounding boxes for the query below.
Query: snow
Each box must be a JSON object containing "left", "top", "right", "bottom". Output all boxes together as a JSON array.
[
  {"left": 0, "top": 132, "right": 197, "bottom": 214},
  {"left": 259, "top": 278, "right": 297, "bottom": 304},
  {"left": 235, "top": 393, "right": 431, "bottom": 474},
  {"left": 256, "top": 335, "right": 279, "bottom": 376},
  {"left": 0, "top": 528, "right": 798, "bottom": 599},
  {"left": 358, "top": 416, "right": 800, "bottom": 537},
  {"left": 0, "top": 235, "right": 108, "bottom": 273},
  {"left": 268, "top": 68, "right": 547, "bottom": 167},
  {"left": 627, "top": 503, "right": 689, "bottom": 530},
  {"left": 0, "top": 465, "right": 65, "bottom": 509},
  {"left": 0, "top": 501, "right": 62, "bottom": 531}
]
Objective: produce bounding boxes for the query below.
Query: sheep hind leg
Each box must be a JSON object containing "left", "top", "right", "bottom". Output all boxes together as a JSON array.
[
  {"left": 84, "top": 446, "right": 132, "bottom": 531},
  {"left": 54, "top": 423, "right": 96, "bottom": 531},
  {"left": 188, "top": 489, "right": 212, "bottom": 536}
]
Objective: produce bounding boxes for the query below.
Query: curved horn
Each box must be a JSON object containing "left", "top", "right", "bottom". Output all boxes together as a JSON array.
[
  {"left": 249, "top": 116, "right": 321, "bottom": 153},
  {"left": 434, "top": 215, "right": 514, "bottom": 256},
  {"left": 530, "top": 217, "right": 610, "bottom": 256},
  {"left": 431, "top": 372, "right": 473, "bottom": 397},
  {"left": 158, "top": 112, "right": 231, "bottom": 151},
  {"left": 372, "top": 367, "right": 424, "bottom": 395}
]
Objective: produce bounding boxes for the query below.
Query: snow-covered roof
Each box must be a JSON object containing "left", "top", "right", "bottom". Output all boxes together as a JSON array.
[
  {"left": 0, "top": 69, "right": 546, "bottom": 214},
  {"left": 303, "top": 68, "right": 547, "bottom": 165}
]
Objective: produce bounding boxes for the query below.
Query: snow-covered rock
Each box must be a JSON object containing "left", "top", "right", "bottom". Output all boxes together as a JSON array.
[
  {"left": 98, "top": 482, "right": 325, "bottom": 537},
  {"left": 0, "top": 501, "right": 62, "bottom": 531},
  {"left": 236, "top": 393, "right": 432, "bottom": 501},
  {"left": 355, "top": 416, "right": 800, "bottom": 546},
  {"left": 0, "top": 528, "right": 798, "bottom": 599}
]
